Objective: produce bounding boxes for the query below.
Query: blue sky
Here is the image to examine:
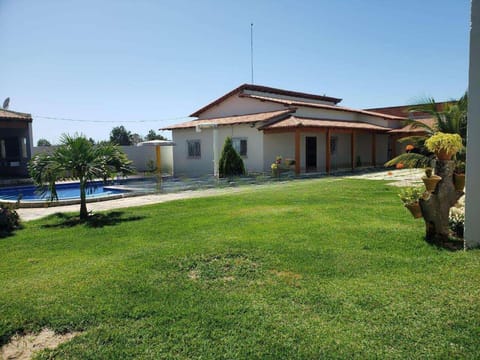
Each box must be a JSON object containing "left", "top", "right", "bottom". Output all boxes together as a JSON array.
[{"left": 0, "top": 0, "right": 470, "bottom": 144}]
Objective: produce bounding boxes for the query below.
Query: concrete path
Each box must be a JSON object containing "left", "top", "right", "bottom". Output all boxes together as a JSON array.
[
  {"left": 17, "top": 169, "right": 424, "bottom": 222},
  {"left": 17, "top": 187, "right": 252, "bottom": 222}
]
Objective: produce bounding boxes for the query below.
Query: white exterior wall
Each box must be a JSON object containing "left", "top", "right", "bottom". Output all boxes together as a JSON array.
[
  {"left": 263, "top": 133, "right": 295, "bottom": 171},
  {"left": 376, "top": 134, "right": 389, "bottom": 165},
  {"left": 296, "top": 107, "right": 357, "bottom": 121},
  {"left": 172, "top": 124, "right": 264, "bottom": 176},
  {"left": 330, "top": 133, "right": 351, "bottom": 170},
  {"left": 355, "top": 133, "right": 372, "bottom": 166},
  {"left": 198, "top": 96, "right": 284, "bottom": 119},
  {"left": 32, "top": 146, "right": 172, "bottom": 174}
]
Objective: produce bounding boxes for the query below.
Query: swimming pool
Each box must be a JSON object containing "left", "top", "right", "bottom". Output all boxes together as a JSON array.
[{"left": 0, "top": 181, "right": 130, "bottom": 203}]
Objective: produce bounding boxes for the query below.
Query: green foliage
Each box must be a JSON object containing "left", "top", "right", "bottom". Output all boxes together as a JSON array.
[
  {"left": 28, "top": 134, "right": 135, "bottom": 219},
  {"left": 385, "top": 152, "right": 432, "bottom": 168},
  {"left": 424, "top": 167, "right": 433, "bottom": 178},
  {"left": 385, "top": 93, "right": 468, "bottom": 168},
  {"left": 218, "top": 137, "right": 245, "bottom": 177},
  {"left": 36, "top": 138, "right": 51, "bottom": 146},
  {"left": 145, "top": 129, "right": 167, "bottom": 141},
  {"left": 425, "top": 132, "right": 463, "bottom": 155},
  {"left": 109, "top": 126, "right": 133, "bottom": 145},
  {"left": 449, "top": 211, "right": 464, "bottom": 238},
  {"left": 398, "top": 186, "right": 424, "bottom": 205},
  {"left": 2, "top": 180, "right": 480, "bottom": 358},
  {"left": 0, "top": 205, "right": 20, "bottom": 237}
]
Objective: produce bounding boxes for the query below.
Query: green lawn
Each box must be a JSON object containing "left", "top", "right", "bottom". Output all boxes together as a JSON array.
[{"left": 1, "top": 179, "right": 480, "bottom": 359}]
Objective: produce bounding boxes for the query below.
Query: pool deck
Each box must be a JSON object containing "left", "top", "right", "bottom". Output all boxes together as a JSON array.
[{"left": 17, "top": 169, "right": 424, "bottom": 221}]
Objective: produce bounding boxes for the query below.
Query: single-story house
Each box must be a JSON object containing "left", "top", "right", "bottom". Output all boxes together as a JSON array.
[
  {"left": 0, "top": 109, "right": 33, "bottom": 177},
  {"left": 162, "top": 84, "right": 420, "bottom": 177}
]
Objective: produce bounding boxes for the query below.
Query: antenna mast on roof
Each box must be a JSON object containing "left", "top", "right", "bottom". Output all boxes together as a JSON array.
[{"left": 250, "top": 22, "right": 254, "bottom": 84}]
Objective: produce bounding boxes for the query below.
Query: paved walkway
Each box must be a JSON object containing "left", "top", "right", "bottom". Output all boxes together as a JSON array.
[{"left": 17, "top": 169, "right": 424, "bottom": 221}]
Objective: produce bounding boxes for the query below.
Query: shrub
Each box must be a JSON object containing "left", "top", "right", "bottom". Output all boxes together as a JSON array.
[
  {"left": 449, "top": 210, "right": 464, "bottom": 238},
  {"left": 425, "top": 132, "right": 463, "bottom": 155},
  {"left": 398, "top": 186, "right": 424, "bottom": 205},
  {"left": 0, "top": 205, "right": 21, "bottom": 237},
  {"left": 219, "top": 137, "right": 245, "bottom": 178}
]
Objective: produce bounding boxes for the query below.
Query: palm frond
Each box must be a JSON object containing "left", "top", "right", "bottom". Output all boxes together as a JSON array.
[{"left": 384, "top": 153, "right": 433, "bottom": 168}]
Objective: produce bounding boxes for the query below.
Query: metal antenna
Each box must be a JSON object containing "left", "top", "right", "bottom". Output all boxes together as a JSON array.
[{"left": 250, "top": 23, "right": 254, "bottom": 84}]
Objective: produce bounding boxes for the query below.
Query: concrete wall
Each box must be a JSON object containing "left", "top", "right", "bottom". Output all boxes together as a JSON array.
[
  {"left": 32, "top": 145, "right": 173, "bottom": 174},
  {"left": 172, "top": 124, "right": 264, "bottom": 176},
  {"left": 120, "top": 146, "right": 173, "bottom": 174},
  {"left": 465, "top": 0, "right": 480, "bottom": 248}
]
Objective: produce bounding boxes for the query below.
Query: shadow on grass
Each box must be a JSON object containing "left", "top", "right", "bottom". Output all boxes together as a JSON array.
[{"left": 41, "top": 211, "right": 146, "bottom": 229}]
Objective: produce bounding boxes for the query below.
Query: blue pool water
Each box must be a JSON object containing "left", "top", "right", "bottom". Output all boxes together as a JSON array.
[{"left": 0, "top": 181, "right": 127, "bottom": 202}]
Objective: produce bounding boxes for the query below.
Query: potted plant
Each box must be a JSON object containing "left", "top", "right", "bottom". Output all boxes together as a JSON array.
[
  {"left": 421, "top": 167, "right": 442, "bottom": 193},
  {"left": 453, "top": 161, "right": 465, "bottom": 191},
  {"left": 424, "top": 132, "right": 464, "bottom": 160},
  {"left": 398, "top": 186, "right": 424, "bottom": 219}
]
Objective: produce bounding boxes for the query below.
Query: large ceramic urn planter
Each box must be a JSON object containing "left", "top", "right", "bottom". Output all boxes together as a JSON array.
[
  {"left": 405, "top": 202, "right": 422, "bottom": 219},
  {"left": 453, "top": 173, "right": 466, "bottom": 191},
  {"left": 435, "top": 149, "right": 455, "bottom": 161},
  {"left": 422, "top": 175, "right": 442, "bottom": 193}
]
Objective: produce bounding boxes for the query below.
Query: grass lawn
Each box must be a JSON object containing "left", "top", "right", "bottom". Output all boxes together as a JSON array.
[{"left": 1, "top": 178, "right": 480, "bottom": 359}]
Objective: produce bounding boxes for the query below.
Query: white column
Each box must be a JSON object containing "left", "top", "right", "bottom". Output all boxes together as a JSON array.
[{"left": 465, "top": 0, "right": 480, "bottom": 248}]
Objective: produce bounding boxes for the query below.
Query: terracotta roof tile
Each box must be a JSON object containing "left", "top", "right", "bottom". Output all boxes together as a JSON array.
[
  {"left": 0, "top": 109, "right": 32, "bottom": 121},
  {"left": 242, "top": 94, "right": 406, "bottom": 121},
  {"left": 189, "top": 84, "right": 342, "bottom": 117},
  {"left": 261, "top": 115, "right": 392, "bottom": 132},
  {"left": 161, "top": 109, "right": 293, "bottom": 130}
]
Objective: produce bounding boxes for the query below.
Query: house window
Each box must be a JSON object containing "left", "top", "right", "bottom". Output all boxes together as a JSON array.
[
  {"left": 330, "top": 136, "right": 338, "bottom": 155},
  {"left": 187, "top": 140, "right": 201, "bottom": 158},
  {"left": 232, "top": 138, "right": 248, "bottom": 157}
]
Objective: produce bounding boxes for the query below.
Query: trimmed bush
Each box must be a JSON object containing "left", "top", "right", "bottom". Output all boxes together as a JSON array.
[
  {"left": 0, "top": 205, "right": 21, "bottom": 237},
  {"left": 219, "top": 137, "right": 245, "bottom": 178}
]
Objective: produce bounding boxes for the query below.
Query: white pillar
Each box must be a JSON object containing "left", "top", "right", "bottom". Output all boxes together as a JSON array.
[{"left": 465, "top": 0, "right": 480, "bottom": 248}]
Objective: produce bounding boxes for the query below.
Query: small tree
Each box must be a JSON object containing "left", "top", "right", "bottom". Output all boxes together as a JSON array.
[
  {"left": 37, "top": 138, "right": 51, "bottom": 146},
  {"left": 29, "top": 134, "right": 135, "bottom": 220},
  {"left": 145, "top": 129, "right": 167, "bottom": 141},
  {"left": 219, "top": 137, "right": 245, "bottom": 178},
  {"left": 110, "top": 126, "right": 133, "bottom": 145}
]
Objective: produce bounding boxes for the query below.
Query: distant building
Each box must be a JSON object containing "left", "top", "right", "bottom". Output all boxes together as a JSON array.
[
  {"left": 0, "top": 109, "right": 33, "bottom": 177},
  {"left": 163, "top": 84, "right": 421, "bottom": 177}
]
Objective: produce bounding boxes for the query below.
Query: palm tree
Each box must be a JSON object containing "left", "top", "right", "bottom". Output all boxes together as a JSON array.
[
  {"left": 385, "top": 92, "right": 467, "bottom": 168},
  {"left": 29, "top": 134, "right": 135, "bottom": 220}
]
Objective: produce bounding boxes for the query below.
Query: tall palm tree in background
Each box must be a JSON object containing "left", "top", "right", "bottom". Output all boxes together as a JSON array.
[
  {"left": 385, "top": 92, "right": 468, "bottom": 168},
  {"left": 29, "top": 134, "right": 135, "bottom": 220}
]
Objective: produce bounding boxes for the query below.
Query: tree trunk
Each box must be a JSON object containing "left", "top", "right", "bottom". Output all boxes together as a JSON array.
[
  {"left": 79, "top": 179, "right": 88, "bottom": 220},
  {"left": 419, "top": 160, "right": 463, "bottom": 245}
]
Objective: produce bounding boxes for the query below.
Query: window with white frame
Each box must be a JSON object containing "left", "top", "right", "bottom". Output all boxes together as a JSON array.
[
  {"left": 187, "top": 139, "right": 201, "bottom": 158},
  {"left": 232, "top": 137, "right": 248, "bottom": 157}
]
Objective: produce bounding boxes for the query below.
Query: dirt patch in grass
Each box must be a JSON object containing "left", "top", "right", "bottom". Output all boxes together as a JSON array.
[
  {"left": 183, "top": 253, "right": 261, "bottom": 283},
  {"left": 1, "top": 328, "right": 80, "bottom": 360}
]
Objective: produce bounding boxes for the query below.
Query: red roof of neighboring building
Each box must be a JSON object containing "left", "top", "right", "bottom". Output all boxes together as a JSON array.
[
  {"left": 161, "top": 109, "right": 294, "bottom": 130},
  {"left": 243, "top": 94, "right": 406, "bottom": 121},
  {"left": 0, "top": 109, "right": 32, "bottom": 122},
  {"left": 260, "top": 115, "right": 392, "bottom": 132},
  {"left": 366, "top": 102, "right": 451, "bottom": 118},
  {"left": 388, "top": 118, "right": 436, "bottom": 134},
  {"left": 189, "top": 84, "right": 342, "bottom": 117}
]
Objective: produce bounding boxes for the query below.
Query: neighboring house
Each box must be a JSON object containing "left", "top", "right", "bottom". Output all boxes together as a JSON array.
[
  {"left": 162, "top": 84, "right": 414, "bottom": 177},
  {"left": 0, "top": 109, "right": 33, "bottom": 177}
]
